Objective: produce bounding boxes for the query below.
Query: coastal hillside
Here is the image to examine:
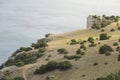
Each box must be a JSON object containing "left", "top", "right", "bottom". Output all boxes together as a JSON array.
[{"left": 1, "top": 15, "right": 120, "bottom": 80}]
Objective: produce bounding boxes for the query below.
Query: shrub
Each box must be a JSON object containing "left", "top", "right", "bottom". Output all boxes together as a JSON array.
[
  {"left": 101, "top": 29, "right": 105, "bottom": 32},
  {"left": 96, "top": 71, "right": 120, "bottom": 80},
  {"left": 104, "top": 62, "right": 108, "bottom": 65},
  {"left": 13, "top": 77, "right": 25, "bottom": 80},
  {"left": 118, "top": 27, "right": 120, "bottom": 30},
  {"left": 19, "top": 47, "right": 32, "bottom": 52},
  {"left": 80, "top": 45, "right": 86, "bottom": 50},
  {"left": 57, "top": 48, "right": 68, "bottom": 54},
  {"left": 31, "top": 40, "right": 48, "bottom": 49},
  {"left": 70, "top": 39, "right": 78, "bottom": 45},
  {"left": 87, "top": 37, "right": 94, "bottom": 43},
  {"left": 15, "top": 60, "right": 25, "bottom": 67},
  {"left": 34, "top": 61, "right": 72, "bottom": 74},
  {"left": 89, "top": 43, "right": 97, "bottom": 47},
  {"left": 5, "top": 52, "right": 44, "bottom": 67},
  {"left": 118, "top": 54, "right": 120, "bottom": 61},
  {"left": 105, "top": 52, "right": 111, "bottom": 56},
  {"left": 57, "top": 61, "right": 72, "bottom": 70},
  {"left": 76, "top": 49, "right": 81, "bottom": 54},
  {"left": 13, "top": 47, "right": 32, "bottom": 54},
  {"left": 45, "top": 34, "right": 51, "bottom": 37},
  {"left": 111, "top": 28, "right": 115, "bottom": 32},
  {"left": 116, "top": 46, "right": 120, "bottom": 53},
  {"left": 119, "top": 38, "right": 120, "bottom": 42},
  {"left": 99, "top": 44, "right": 113, "bottom": 54},
  {"left": 99, "top": 33, "right": 109, "bottom": 40},
  {"left": 64, "top": 55, "right": 81, "bottom": 60},
  {"left": 39, "top": 48, "right": 46, "bottom": 53},
  {"left": 1, "top": 77, "right": 25, "bottom": 80},
  {"left": 76, "top": 49, "right": 85, "bottom": 55},
  {"left": 113, "top": 42, "right": 119, "bottom": 46},
  {"left": 93, "top": 62, "right": 98, "bottom": 66}
]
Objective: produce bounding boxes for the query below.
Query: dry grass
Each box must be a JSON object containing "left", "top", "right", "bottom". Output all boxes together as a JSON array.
[{"left": 1, "top": 21, "right": 120, "bottom": 80}]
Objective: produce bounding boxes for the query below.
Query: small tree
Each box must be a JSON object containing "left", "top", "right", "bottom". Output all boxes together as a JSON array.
[
  {"left": 57, "top": 48, "right": 68, "bottom": 54},
  {"left": 111, "top": 28, "right": 115, "bottom": 32},
  {"left": 116, "top": 46, "right": 120, "bottom": 53},
  {"left": 80, "top": 45, "right": 86, "bottom": 50},
  {"left": 87, "top": 37, "right": 94, "bottom": 43},
  {"left": 99, "top": 33, "right": 109, "bottom": 40},
  {"left": 70, "top": 39, "right": 78, "bottom": 45},
  {"left": 99, "top": 44, "right": 113, "bottom": 54},
  {"left": 113, "top": 42, "right": 119, "bottom": 46},
  {"left": 76, "top": 49, "right": 81, "bottom": 54}
]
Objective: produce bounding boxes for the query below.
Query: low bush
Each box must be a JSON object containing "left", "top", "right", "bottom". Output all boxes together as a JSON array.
[
  {"left": 93, "top": 62, "right": 98, "bottom": 66},
  {"left": 87, "top": 37, "right": 94, "bottom": 43},
  {"left": 113, "top": 42, "right": 119, "bottom": 46},
  {"left": 80, "top": 45, "right": 86, "bottom": 50},
  {"left": 0, "top": 77, "right": 25, "bottom": 80},
  {"left": 64, "top": 55, "right": 81, "bottom": 60},
  {"left": 118, "top": 54, "right": 120, "bottom": 61},
  {"left": 101, "top": 29, "right": 105, "bottom": 32},
  {"left": 105, "top": 52, "right": 111, "bottom": 56},
  {"left": 5, "top": 52, "right": 44, "bottom": 67},
  {"left": 111, "top": 28, "right": 115, "bottom": 32},
  {"left": 96, "top": 71, "right": 120, "bottom": 80},
  {"left": 70, "top": 39, "right": 79, "bottom": 45},
  {"left": 34, "top": 61, "right": 72, "bottom": 74},
  {"left": 99, "top": 33, "right": 109, "bottom": 40},
  {"left": 57, "top": 48, "right": 68, "bottom": 54},
  {"left": 116, "top": 46, "right": 120, "bottom": 53},
  {"left": 99, "top": 44, "right": 113, "bottom": 54},
  {"left": 31, "top": 40, "right": 48, "bottom": 49},
  {"left": 89, "top": 43, "right": 97, "bottom": 47},
  {"left": 118, "top": 27, "right": 120, "bottom": 30},
  {"left": 39, "top": 48, "right": 46, "bottom": 53},
  {"left": 76, "top": 49, "right": 85, "bottom": 55}
]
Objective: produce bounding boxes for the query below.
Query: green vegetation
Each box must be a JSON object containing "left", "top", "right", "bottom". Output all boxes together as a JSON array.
[
  {"left": 101, "top": 29, "right": 105, "bottom": 32},
  {"left": 57, "top": 48, "right": 68, "bottom": 54},
  {"left": 31, "top": 40, "right": 48, "bottom": 49},
  {"left": 91, "top": 15, "right": 119, "bottom": 29},
  {"left": 113, "top": 42, "right": 119, "bottom": 46},
  {"left": 0, "top": 77, "right": 24, "bottom": 80},
  {"left": 45, "top": 33, "right": 51, "bottom": 37},
  {"left": 118, "top": 26, "right": 120, "bottom": 30},
  {"left": 89, "top": 42, "right": 97, "bottom": 47},
  {"left": 116, "top": 46, "right": 120, "bottom": 53},
  {"left": 64, "top": 55, "right": 81, "bottom": 60},
  {"left": 39, "top": 48, "right": 46, "bottom": 53},
  {"left": 76, "top": 49, "right": 85, "bottom": 55},
  {"left": 118, "top": 54, "right": 120, "bottom": 61},
  {"left": 5, "top": 52, "right": 44, "bottom": 67},
  {"left": 87, "top": 37, "right": 94, "bottom": 43},
  {"left": 99, "top": 44, "right": 113, "bottom": 54},
  {"left": 34, "top": 61, "right": 72, "bottom": 74},
  {"left": 13, "top": 47, "right": 32, "bottom": 56},
  {"left": 70, "top": 39, "right": 79, "bottom": 45},
  {"left": 80, "top": 45, "right": 86, "bottom": 50},
  {"left": 99, "top": 33, "right": 109, "bottom": 40},
  {"left": 111, "top": 28, "right": 115, "bottom": 32},
  {"left": 93, "top": 62, "right": 98, "bottom": 66},
  {"left": 96, "top": 71, "right": 120, "bottom": 80}
]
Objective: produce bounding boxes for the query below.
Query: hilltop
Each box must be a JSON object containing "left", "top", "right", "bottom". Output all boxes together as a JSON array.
[{"left": 1, "top": 15, "right": 120, "bottom": 80}]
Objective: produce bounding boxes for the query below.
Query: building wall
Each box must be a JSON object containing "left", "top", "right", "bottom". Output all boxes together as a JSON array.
[{"left": 87, "top": 15, "right": 101, "bottom": 28}]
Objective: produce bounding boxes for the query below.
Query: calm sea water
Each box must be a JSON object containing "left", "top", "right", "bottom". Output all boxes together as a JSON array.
[{"left": 0, "top": 0, "right": 120, "bottom": 64}]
